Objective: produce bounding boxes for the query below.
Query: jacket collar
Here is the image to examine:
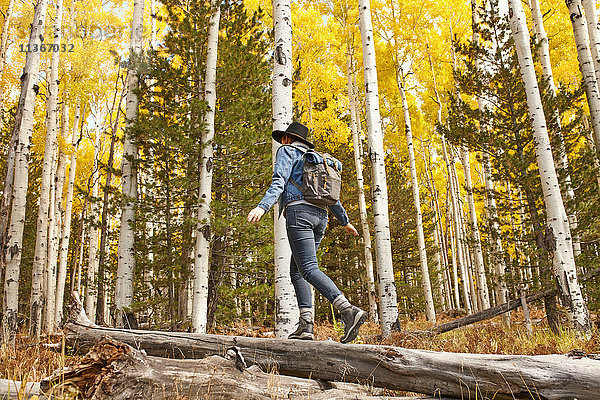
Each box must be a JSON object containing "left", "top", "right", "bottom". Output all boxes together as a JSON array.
[{"left": 291, "top": 140, "right": 309, "bottom": 150}]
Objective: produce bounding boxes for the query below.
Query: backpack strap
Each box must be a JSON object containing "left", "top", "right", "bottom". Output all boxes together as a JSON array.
[{"left": 287, "top": 145, "right": 308, "bottom": 191}]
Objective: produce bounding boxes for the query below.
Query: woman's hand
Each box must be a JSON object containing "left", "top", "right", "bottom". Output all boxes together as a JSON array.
[
  {"left": 247, "top": 206, "right": 266, "bottom": 224},
  {"left": 345, "top": 223, "right": 359, "bottom": 236}
]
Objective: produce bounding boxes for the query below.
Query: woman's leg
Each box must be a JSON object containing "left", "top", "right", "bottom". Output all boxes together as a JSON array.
[{"left": 286, "top": 205, "right": 342, "bottom": 303}]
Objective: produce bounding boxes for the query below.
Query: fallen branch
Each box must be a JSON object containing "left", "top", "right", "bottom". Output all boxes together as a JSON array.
[
  {"left": 63, "top": 292, "right": 600, "bottom": 400},
  {"left": 427, "top": 288, "right": 554, "bottom": 335},
  {"left": 428, "top": 267, "right": 600, "bottom": 335}
]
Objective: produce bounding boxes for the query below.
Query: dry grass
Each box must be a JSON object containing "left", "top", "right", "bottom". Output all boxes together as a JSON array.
[
  {"left": 0, "top": 332, "right": 78, "bottom": 382},
  {"left": 313, "top": 305, "right": 599, "bottom": 356}
]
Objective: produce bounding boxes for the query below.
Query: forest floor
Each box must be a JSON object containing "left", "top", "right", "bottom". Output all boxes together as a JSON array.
[{"left": 0, "top": 305, "right": 598, "bottom": 395}]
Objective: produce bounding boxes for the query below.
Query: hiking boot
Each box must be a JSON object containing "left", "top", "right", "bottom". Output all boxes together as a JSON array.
[
  {"left": 340, "top": 306, "right": 367, "bottom": 343},
  {"left": 288, "top": 318, "right": 314, "bottom": 340}
]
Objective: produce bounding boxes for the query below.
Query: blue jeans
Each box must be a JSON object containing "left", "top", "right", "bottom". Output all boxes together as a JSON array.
[{"left": 286, "top": 204, "right": 342, "bottom": 309}]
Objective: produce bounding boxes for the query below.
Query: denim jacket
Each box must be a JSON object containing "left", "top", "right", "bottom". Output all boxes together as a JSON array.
[{"left": 257, "top": 142, "right": 350, "bottom": 226}]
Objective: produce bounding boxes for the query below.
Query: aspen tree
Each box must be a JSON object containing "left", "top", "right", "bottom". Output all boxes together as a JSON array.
[
  {"left": 0, "top": 0, "right": 15, "bottom": 90},
  {"left": 445, "top": 142, "right": 472, "bottom": 314},
  {"left": 565, "top": 0, "right": 600, "bottom": 150},
  {"left": 582, "top": 0, "right": 600, "bottom": 84},
  {"left": 529, "top": 0, "right": 581, "bottom": 257},
  {"left": 55, "top": 104, "right": 78, "bottom": 324},
  {"left": 0, "top": 0, "right": 21, "bottom": 270},
  {"left": 97, "top": 76, "right": 125, "bottom": 325},
  {"left": 454, "top": 159, "right": 476, "bottom": 312},
  {"left": 508, "top": 0, "right": 591, "bottom": 333},
  {"left": 397, "top": 75, "right": 436, "bottom": 322},
  {"left": 445, "top": 185, "right": 461, "bottom": 308},
  {"left": 346, "top": 50, "right": 378, "bottom": 323},
  {"left": 426, "top": 46, "right": 453, "bottom": 310},
  {"left": 271, "top": 0, "right": 298, "bottom": 338},
  {"left": 31, "top": 0, "right": 64, "bottom": 336},
  {"left": 46, "top": 134, "right": 66, "bottom": 332},
  {"left": 86, "top": 131, "right": 101, "bottom": 320},
  {"left": 358, "top": 0, "right": 400, "bottom": 335},
  {"left": 482, "top": 153, "right": 509, "bottom": 322},
  {"left": 192, "top": 2, "right": 220, "bottom": 333},
  {"left": 423, "top": 149, "right": 450, "bottom": 310},
  {"left": 2, "top": 0, "right": 49, "bottom": 344},
  {"left": 461, "top": 148, "right": 490, "bottom": 309},
  {"left": 115, "top": 0, "right": 145, "bottom": 327}
]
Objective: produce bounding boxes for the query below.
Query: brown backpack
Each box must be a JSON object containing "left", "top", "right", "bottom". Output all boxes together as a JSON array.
[{"left": 290, "top": 147, "right": 342, "bottom": 207}]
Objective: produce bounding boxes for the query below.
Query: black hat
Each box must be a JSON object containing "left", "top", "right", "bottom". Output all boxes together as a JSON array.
[{"left": 272, "top": 122, "right": 314, "bottom": 149}]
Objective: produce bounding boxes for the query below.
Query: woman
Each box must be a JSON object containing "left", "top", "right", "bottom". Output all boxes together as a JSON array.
[{"left": 247, "top": 122, "right": 367, "bottom": 343}]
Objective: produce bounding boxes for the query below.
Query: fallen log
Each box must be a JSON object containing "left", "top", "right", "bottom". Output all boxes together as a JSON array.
[
  {"left": 43, "top": 336, "right": 440, "bottom": 400},
  {"left": 428, "top": 267, "right": 600, "bottom": 335},
  {"left": 63, "top": 293, "right": 600, "bottom": 400},
  {"left": 0, "top": 380, "right": 42, "bottom": 400}
]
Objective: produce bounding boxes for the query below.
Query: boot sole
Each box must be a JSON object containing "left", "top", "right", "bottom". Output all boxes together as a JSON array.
[
  {"left": 341, "top": 310, "right": 367, "bottom": 343},
  {"left": 288, "top": 332, "right": 314, "bottom": 340}
]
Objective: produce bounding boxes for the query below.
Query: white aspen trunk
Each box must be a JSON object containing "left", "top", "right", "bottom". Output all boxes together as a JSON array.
[
  {"left": 424, "top": 150, "right": 450, "bottom": 311},
  {"left": 44, "top": 147, "right": 57, "bottom": 333},
  {"left": 31, "top": 131, "right": 56, "bottom": 336},
  {"left": 192, "top": 3, "right": 220, "bottom": 334},
  {"left": 346, "top": 51, "right": 378, "bottom": 323},
  {"left": 55, "top": 103, "right": 73, "bottom": 324},
  {"left": 115, "top": 0, "right": 145, "bottom": 326},
  {"left": 432, "top": 222, "right": 445, "bottom": 309},
  {"left": 509, "top": 0, "right": 592, "bottom": 333},
  {"left": 2, "top": 0, "right": 49, "bottom": 345},
  {"left": 0, "top": 0, "right": 15, "bottom": 84},
  {"left": 77, "top": 224, "right": 85, "bottom": 294},
  {"left": 482, "top": 153, "right": 509, "bottom": 323},
  {"left": 46, "top": 142, "right": 66, "bottom": 332},
  {"left": 31, "top": 0, "right": 64, "bottom": 336},
  {"left": 445, "top": 144, "right": 472, "bottom": 314},
  {"left": 43, "top": 0, "right": 66, "bottom": 334},
  {"left": 272, "top": 0, "right": 298, "bottom": 338},
  {"left": 455, "top": 175, "right": 477, "bottom": 313},
  {"left": 0, "top": 130, "right": 17, "bottom": 275},
  {"left": 444, "top": 152, "right": 461, "bottom": 310},
  {"left": 397, "top": 78, "right": 435, "bottom": 322},
  {"left": 426, "top": 46, "right": 451, "bottom": 311},
  {"left": 85, "top": 132, "right": 101, "bottom": 320},
  {"left": 507, "top": 182, "right": 525, "bottom": 284},
  {"left": 582, "top": 0, "right": 600, "bottom": 84},
  {"left": 358, "top": 0, "right": 400, "bottom": 336},
  {"left": 150, "top": 0, "right": 157, "bottom": 49},
  {"left": 517, "top": 189, "right": 537, "bottom": 280},
  {"left": 529, "top": 0, "right": 581, "bottom": 258},
  {"left": 461, "top": 148, "right": 491, "bottom": 309},
  {"left": 565, "top": 0, "right": 600, "bottom": 150}
]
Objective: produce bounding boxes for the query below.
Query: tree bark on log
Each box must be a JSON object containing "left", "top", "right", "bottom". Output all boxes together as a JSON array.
[
  {"left": 42, "top": 337, "right": 442, "bottom": 400},
  {"left": 0, "top": 380, "right": 42, "bottom": 399},
  {"left": 63, "top": 293, "right": 600, "bottom": 400}
]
